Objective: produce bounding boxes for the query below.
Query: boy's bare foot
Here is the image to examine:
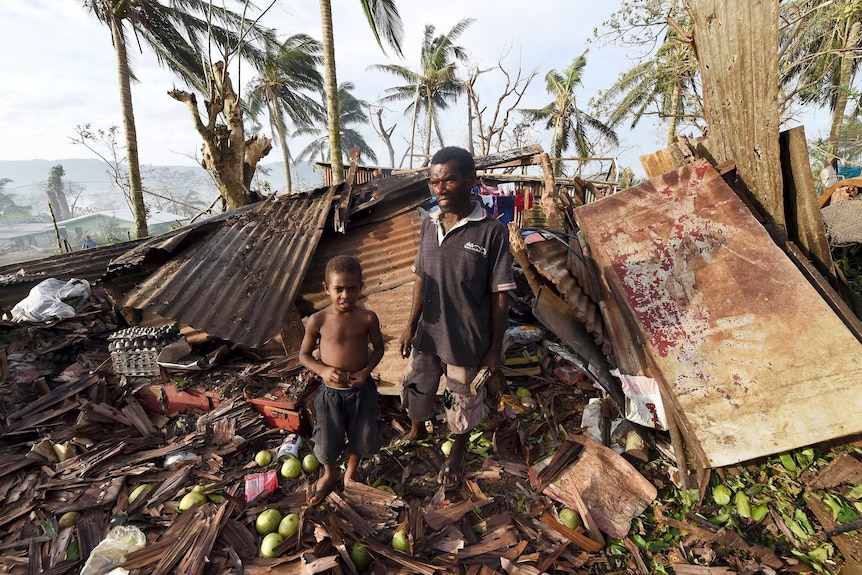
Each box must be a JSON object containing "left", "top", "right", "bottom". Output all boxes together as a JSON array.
[{"left": 307, "top": 474, "right": 340, "bottom": 507}]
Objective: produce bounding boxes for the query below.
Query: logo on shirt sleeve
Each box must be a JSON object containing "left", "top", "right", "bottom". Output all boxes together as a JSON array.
[{"left": 464, "top": 242, "right": 487, "bottom": 256}]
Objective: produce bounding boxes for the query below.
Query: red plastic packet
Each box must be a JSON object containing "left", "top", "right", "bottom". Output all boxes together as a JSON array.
[{"left": 244, "top": 470, "right": 278, "bottom": 503}]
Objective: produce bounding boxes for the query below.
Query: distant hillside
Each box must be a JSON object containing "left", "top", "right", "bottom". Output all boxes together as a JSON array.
[{"left": 0, "top": 158, "right": 324, "bottom": 214}]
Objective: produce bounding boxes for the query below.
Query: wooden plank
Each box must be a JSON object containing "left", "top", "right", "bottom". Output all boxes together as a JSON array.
[
  {"left": 574, "top": 160, "right": 862, "bottom": 467},
  {"left": 639, "top": 148, "right": 676, "bottom": 179},
  {"left": 779, "top": 126, "right": 833, "bottom": 273},
  {"left": 784, "top": 241, "right": 862, "bottom": 343}
]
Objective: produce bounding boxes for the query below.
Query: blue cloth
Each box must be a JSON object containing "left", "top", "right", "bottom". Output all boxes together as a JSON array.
[{"left": 839, "top": 166, "right": 862, "bottom": 179}]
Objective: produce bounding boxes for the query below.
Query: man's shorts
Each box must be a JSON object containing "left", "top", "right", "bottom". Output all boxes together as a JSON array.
[
  {"left": 312, "top": 377, "right": 383, "bottom": 465},
  {"left": 401, "top": 351, "right": 486, "bottom": 434}
]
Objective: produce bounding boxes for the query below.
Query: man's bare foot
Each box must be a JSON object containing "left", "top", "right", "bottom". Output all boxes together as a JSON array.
[
  {"left": 403, "top": 420, "right": 429, "bottom": 442},
  {"left": 438, "top": 433, "right": 468, "bottom": 490}
]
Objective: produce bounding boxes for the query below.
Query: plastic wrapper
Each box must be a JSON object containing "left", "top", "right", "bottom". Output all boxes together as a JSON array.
[
  {"left": 244, "top": 470, "right": 278, "bottom": 503},
  {"left": 10, "top": 278, "right": 91, "bottom": 323},
  {"left": 79, "top": 525, "right": 146, "bottom": 575},
  {"left": 164, "top": 451, "right": 197, "bottom": 468},
  {"left": 619, "top": 374, "right": 668, "bottom": 430}
]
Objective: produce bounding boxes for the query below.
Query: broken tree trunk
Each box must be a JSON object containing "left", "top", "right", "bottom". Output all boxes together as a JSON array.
[{"left": 169, "top": 61, "right": 271, "bottom": 210}]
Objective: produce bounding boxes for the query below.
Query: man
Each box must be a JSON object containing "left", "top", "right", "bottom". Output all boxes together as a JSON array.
[
  {"left": 398, "top": 146, "right": 515, "bottom": 489},
  {"left": 81, "top": 235, "right": 97, "bottom": 249}
]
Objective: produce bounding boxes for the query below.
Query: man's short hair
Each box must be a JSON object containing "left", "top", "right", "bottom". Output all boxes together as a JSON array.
[
  {"left": 431, "top": 146, "right": 476, "bottom": 177},
  {"left": 325, "top": 255, "right": 362, "bottom": 281}
]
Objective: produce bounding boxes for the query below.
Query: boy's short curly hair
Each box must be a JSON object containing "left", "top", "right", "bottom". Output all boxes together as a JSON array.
[{"left": 325, "top": 255, "right": 362, "bottom": 281}]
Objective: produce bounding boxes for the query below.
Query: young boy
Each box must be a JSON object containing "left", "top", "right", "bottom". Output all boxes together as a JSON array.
[{"left": 299, "top": 255, "right": 385, "bottom": 506}]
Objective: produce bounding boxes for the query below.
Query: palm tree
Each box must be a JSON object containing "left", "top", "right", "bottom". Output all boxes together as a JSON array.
[
  {"left": 370, "top": 18, "right": 474, "bottom": 167},
  {"left": 596, "top": 24, "right": 702, "bottom": 145},
  {"left": 82, "top": 0, "right": 278, "bottom": 237},
  {"left": 318, "top": 0, "right": 403, "bottom": 185},
  {"left": 295, "top": 82, "right": 379, "bottom": 166},
  {"left": 780, "top": 0, "right": 862, "bottom": 165},
  {"left": 521, "top": 52, "right": 619, "bottom": 176},
  {"left": 247, "top": 34, "right": 326, "bottom": 194}
]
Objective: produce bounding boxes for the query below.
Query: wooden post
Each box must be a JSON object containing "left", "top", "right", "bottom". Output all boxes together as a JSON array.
[
  {"left": 536, "top": 153, "right": 564, "bottom": 231},
  {"left": 47, "top": 201, "right": 63, "bottom": 252}
]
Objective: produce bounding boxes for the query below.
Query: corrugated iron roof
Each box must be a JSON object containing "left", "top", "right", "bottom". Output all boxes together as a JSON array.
[
  {"left": 0, "top": 239, "right": 150, "bottom": 311},
  {"left": 122, "top": 188, "right": 336, "bottom": 348}
]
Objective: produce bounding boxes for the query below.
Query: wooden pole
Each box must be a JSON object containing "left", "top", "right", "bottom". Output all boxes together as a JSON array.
[{"left": 47, "top": 201, "right": 64, "bottom": 252}]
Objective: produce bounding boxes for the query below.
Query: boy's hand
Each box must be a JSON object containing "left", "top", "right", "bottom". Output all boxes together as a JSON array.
[
  {"left": 348, "top": 369, "right": 371, "bottom": 388},
  {"left": 322, "top": 365, "right": 349, "bottom": 387}
]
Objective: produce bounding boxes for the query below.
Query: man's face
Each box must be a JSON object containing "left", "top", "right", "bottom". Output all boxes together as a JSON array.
[{"left": 429, "top": 160, "right": 475, "bottom": 214}]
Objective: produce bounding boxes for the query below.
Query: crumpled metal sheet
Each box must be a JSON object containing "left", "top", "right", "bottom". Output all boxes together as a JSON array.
[
  {"left": 122, "top": 189, "right": 336, "bottom": 348},
  {"left": 575, "top": 160, "right": 862, "bottom": 468},
  {"left": 525, "top": 238, "right": 610, "bottom": 356}
]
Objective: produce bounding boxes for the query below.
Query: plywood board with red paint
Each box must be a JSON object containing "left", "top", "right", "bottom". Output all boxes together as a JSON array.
[{"left": 574, "top": 160, "right": 862, "bottom": 467}]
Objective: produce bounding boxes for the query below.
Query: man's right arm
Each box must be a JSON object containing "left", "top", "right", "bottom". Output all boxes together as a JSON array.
[{"left": 398, "top": 276, "right": 424, "bottom": 358}]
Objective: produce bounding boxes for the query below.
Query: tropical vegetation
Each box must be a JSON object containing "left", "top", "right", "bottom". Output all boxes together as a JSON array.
[
  {"left": 521, "top": 52, "right": 619, "bottom": 176},
  {"left": 370, "top": 18, "right": 474, "bottom": 167},
  {"left": 317, "top": 0, "right": 403, "bottom": 184},
  {"left": 81, "top": 0, "right": 279, "bottom": 235},
  {"left": 294, "top": 82, "right": 378, "bottom": 166},
  {"left": 246, "top": 34, "right": 327, "bottom": 194}
]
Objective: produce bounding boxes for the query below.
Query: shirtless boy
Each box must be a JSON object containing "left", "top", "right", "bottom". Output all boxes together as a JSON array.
[{"left": 299, "top": 255, "right": 385, "bottom": 506}]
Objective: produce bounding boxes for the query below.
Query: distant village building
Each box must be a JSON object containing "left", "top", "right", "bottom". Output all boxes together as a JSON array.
[{"left": 0, "top": 208, "right": 188, "bottom": 251}]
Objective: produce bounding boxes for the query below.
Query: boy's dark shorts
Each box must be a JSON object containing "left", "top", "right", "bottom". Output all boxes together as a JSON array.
[{"left": 312, "top": 377, "right": 383, "bottom": 465}]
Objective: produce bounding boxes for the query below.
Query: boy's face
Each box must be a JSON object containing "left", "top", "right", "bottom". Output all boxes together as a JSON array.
[{"left": 323, "top": 271, "right": 362, "bottom": 313}]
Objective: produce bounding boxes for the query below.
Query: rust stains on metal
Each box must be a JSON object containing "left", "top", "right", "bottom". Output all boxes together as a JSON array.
[
  {"left": 299, "top": 207, "right": 423, "bottom": 310},
  {"left": 575, "top": 160, "right": 862, "bottom": 468},
  {"left": 122, "top": 188, "right": 336, "bottom": 349},
  {"left": 525, "top": 237, "right": 611, "bottom": 356}
]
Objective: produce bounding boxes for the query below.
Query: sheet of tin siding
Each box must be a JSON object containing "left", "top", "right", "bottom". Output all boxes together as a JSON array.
[
  {"left": 575, "top": 160, "right": 862, "bottom": 468},
  {"left": 123, "top": 189, "right": 335, "bottom": 348}
]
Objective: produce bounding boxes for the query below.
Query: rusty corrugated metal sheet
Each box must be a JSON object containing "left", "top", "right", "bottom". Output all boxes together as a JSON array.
[
  {"left": 299, "top": 200, "right": 424, "bottom": 309},
  {"left": 0, "top": 239, "right": 150, "bottom": 311},
  {"left": 122, "top": 188, "right": 336, "bottom": 348},
  {"left": 575, "top": 160, "right": 862, "bottom": 468},
  {"left": 525, "top": 238, "right": 611, "bottom": 356}
]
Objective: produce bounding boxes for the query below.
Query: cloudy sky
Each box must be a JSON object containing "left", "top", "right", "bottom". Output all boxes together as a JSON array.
[{"left": 2, "top": 1, "right": 829, "bottom": 180}]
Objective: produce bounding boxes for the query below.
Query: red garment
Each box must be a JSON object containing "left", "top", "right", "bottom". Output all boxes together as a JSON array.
[{"left": 514, "top": 193, "right": 533, "bottom": 212}]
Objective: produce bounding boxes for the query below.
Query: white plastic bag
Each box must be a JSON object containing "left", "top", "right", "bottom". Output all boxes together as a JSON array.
[
  {"left": 79, "top": 525, "right": 146, "bottom": 575},
  {"left": 619, "top": 374, "right": 668, "bottom": 431},
  {"left": 10, "top": 278, "right": 91, "bottom": 323}
]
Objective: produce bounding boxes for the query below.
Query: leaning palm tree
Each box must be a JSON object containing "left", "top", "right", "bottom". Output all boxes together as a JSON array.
[
  {"left": 82, "top": 0, "right": 278, "bottom": 237},
  {"left": 370, "top": 18, "right": 474, "bottom": 167},
  {"left": 318, "top": 0, "right": 403, "bottom": 185},
  {"left": 246, "top": 34, "right": 326, "bottom": 194},
  {"left": 596, "top": 23, "right": 702, "bottom": 146},
  {"left": 521, "top": 52, "right": 619, "bottom": 176},
  {"left": 294, "top": 82, "right": 379, "bottom": 166}
]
